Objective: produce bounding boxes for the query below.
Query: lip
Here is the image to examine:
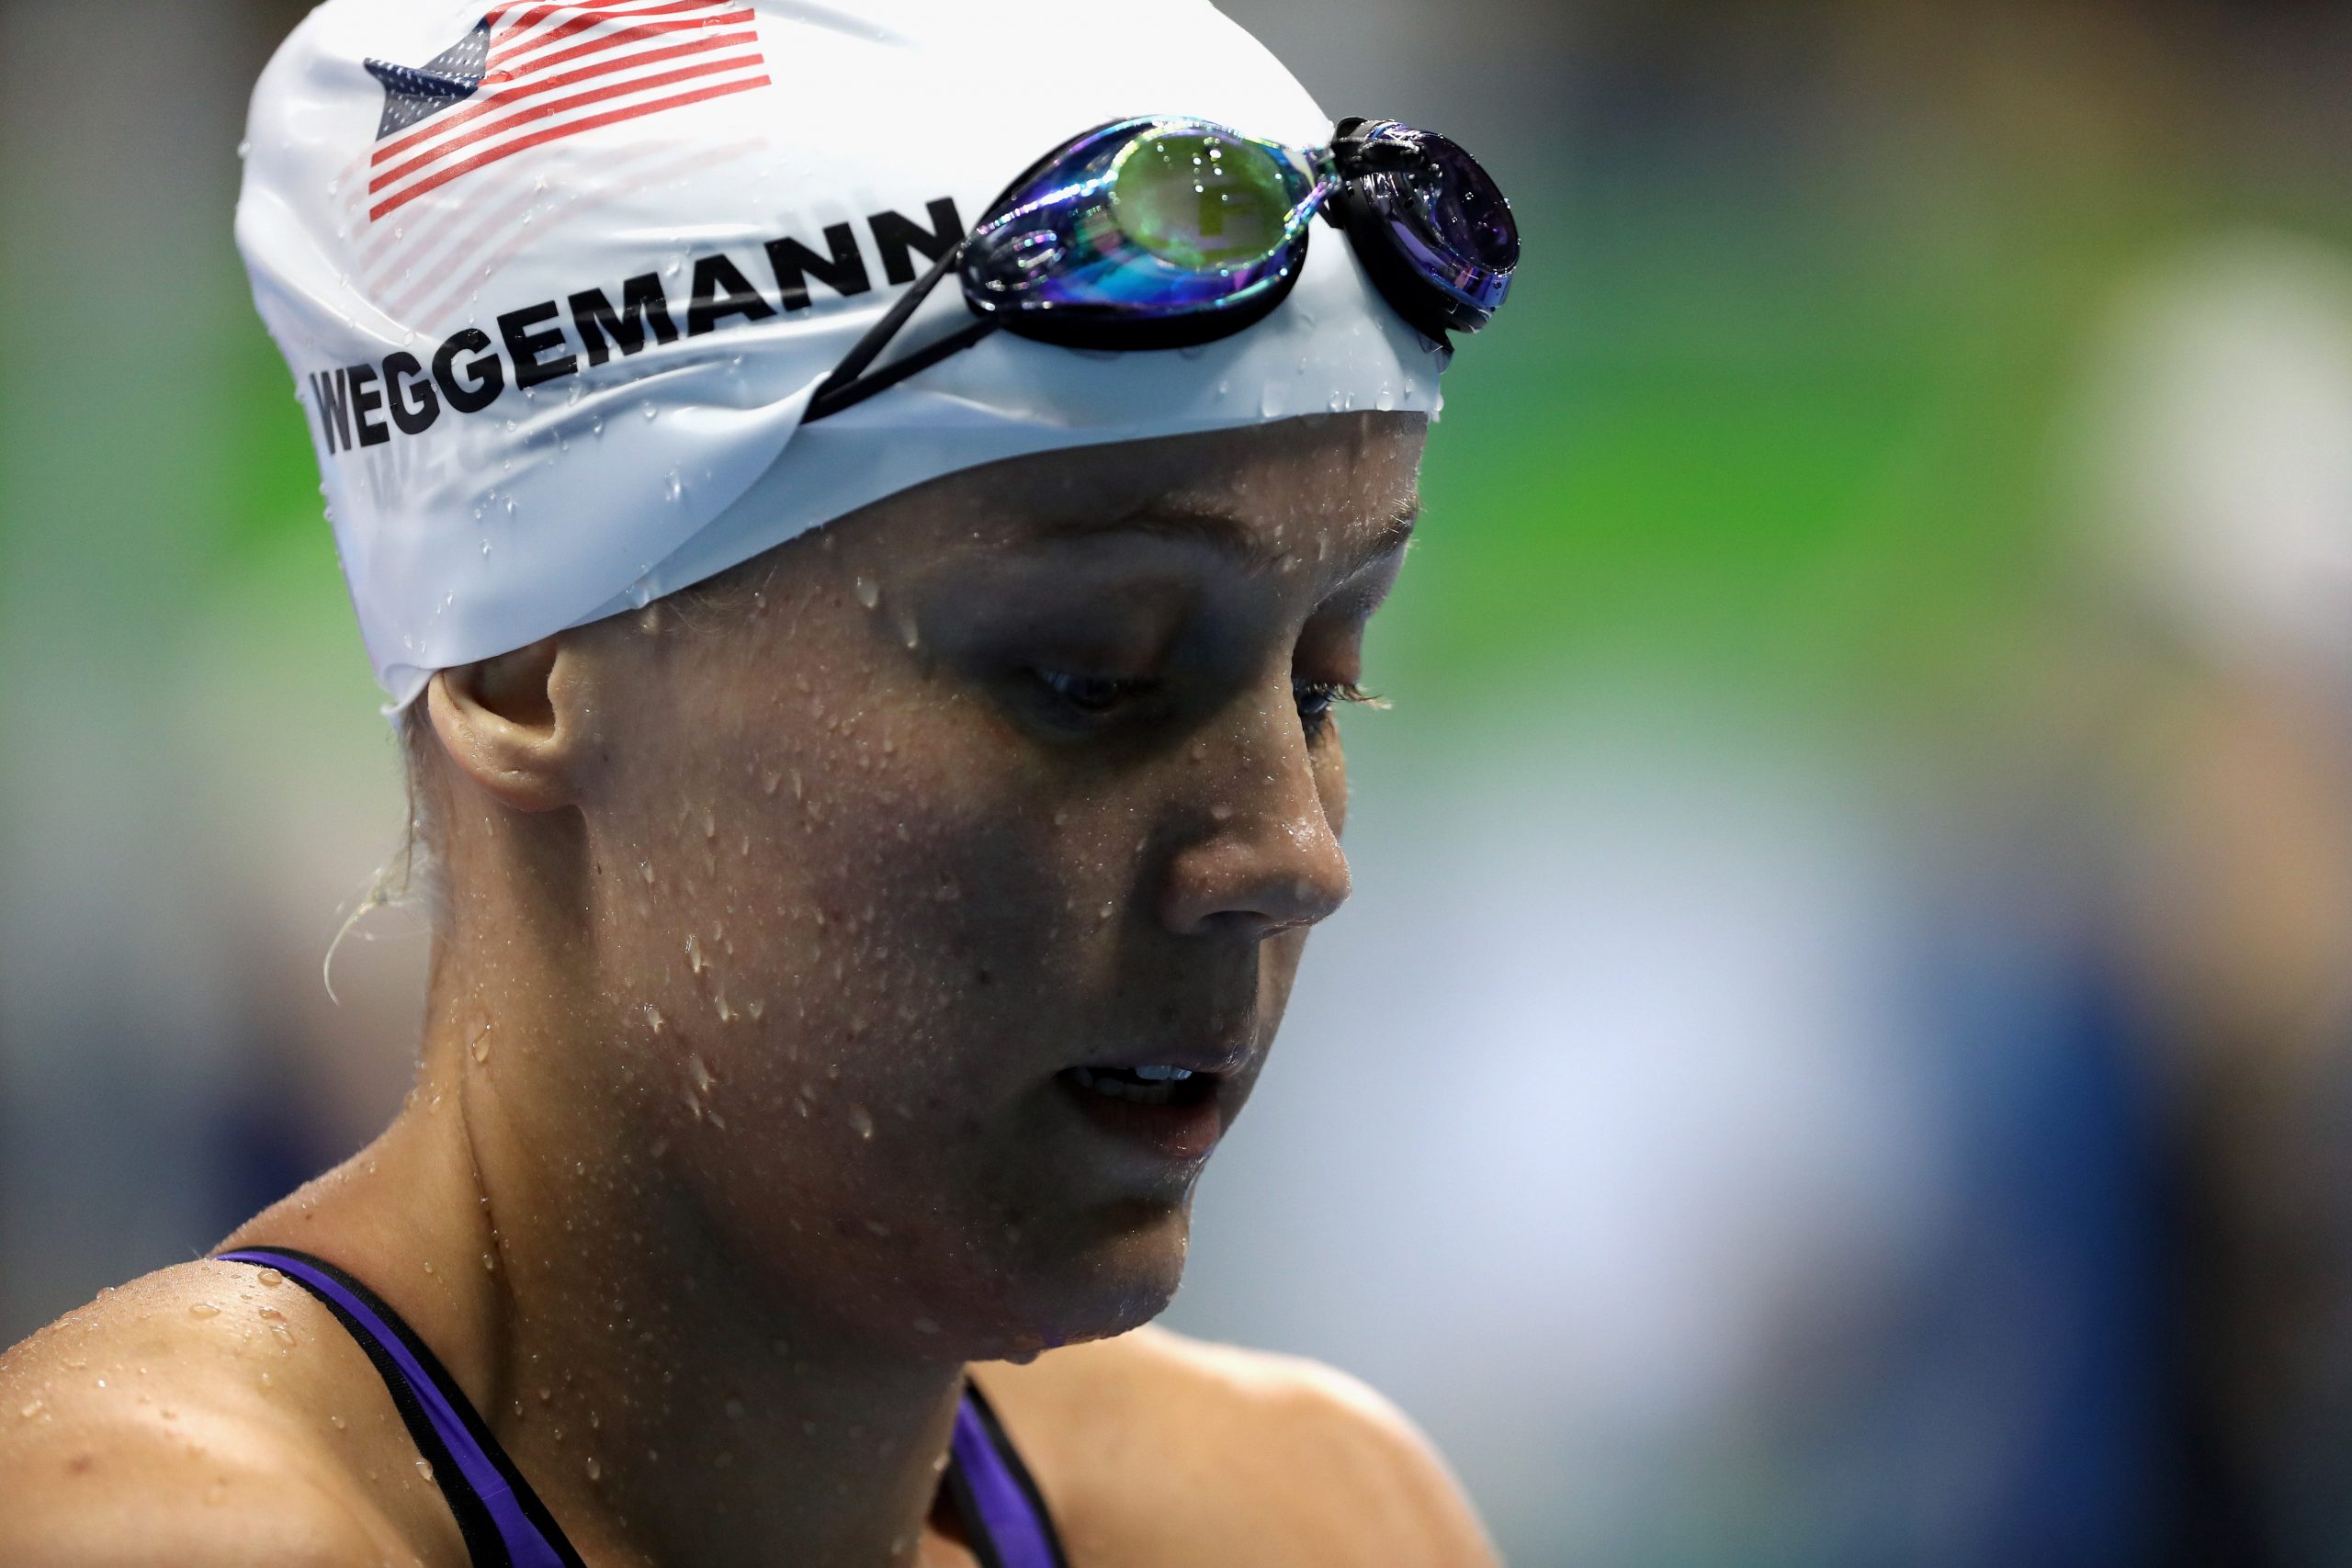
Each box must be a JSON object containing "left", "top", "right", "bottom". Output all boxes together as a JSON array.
[
  {"left": 1055, "top": 1069, "right": 1228, "bottom": 1164},
  {"left": 1069, "top": 1042, "right": 1254, "bottom": 1077}
]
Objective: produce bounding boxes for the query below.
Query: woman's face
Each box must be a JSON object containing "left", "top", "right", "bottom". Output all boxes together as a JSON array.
[{"left": 564, "top": 412, "right": 1425, "bottom": 1359}]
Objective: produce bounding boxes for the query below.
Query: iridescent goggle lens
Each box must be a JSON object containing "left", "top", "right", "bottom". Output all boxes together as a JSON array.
[
  {"left": 1328, "top": 118, "right": 1517, "bottom": 337},
  {"left": 959, "top": 114, "right": 1517, "bottom": 350},
  {"left": 960, "top": 118, "right": 1326, "bottom": 349}
]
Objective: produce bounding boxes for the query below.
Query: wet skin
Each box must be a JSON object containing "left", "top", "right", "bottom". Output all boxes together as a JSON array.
[{"left": 0, "top": 412, "right": 1497, "bottom": 1567}]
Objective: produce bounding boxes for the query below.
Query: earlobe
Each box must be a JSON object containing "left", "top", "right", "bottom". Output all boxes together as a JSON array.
[{"left": 424, "top": 637, "right": 580, "bottom": 813}]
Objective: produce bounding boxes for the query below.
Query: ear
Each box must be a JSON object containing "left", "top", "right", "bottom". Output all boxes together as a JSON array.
[{"left": 424, "top": 637, "right": 582, "bottom": 813}]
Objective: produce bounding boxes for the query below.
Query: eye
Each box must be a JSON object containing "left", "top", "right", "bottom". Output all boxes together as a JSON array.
[
  {"left": 1031, "top": 668, "right": 1159, "bottom": 719},
  {"left": 1295, "top": 679, "right": 1378, "bottom": 738}
]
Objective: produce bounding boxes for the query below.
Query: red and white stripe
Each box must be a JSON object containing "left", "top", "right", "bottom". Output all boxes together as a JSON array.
[
  {"left": 367, "top": 0, "right": 768, "bottom": 223},
  {"left": 373, "top": 136, "right": 764, "bottom": 331}
]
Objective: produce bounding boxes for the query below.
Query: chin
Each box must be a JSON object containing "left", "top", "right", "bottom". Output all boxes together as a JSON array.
[{"left": 965, "top": 1198, "right": 1193, "bottom": 1359}]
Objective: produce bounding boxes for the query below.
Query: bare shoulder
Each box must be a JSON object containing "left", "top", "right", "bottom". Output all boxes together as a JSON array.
[
  {"left": 977, "top": 1325, "right": 1498, "bottom": 1568},
  {"left": 0, "top": 1261, "right": 426, "bottom": 1568}
]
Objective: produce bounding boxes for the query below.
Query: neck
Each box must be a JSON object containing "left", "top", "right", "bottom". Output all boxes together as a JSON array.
[{"left": 277, "top": 927, "right": 973, "bottom": 1568}]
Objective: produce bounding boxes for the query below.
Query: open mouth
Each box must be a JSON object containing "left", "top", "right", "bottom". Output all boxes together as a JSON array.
[{"left": 1063, "top": 1063, "right": 1217, "bottom": 1109}]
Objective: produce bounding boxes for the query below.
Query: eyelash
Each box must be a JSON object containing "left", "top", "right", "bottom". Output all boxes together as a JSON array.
[
  {"left": 1295, "top": 680, "right": 1381, "bottom": 739},
  {"left": 1029, "top": 670, "right": 1378, "bottom": 737},
  {"left": 1031, "top": 670, "right": 1154, "bottom": 717}
]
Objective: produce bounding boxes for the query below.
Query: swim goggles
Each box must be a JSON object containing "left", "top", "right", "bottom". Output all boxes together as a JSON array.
[{"left": 804, "top": 115, "right": 1518, "bottom": 423}]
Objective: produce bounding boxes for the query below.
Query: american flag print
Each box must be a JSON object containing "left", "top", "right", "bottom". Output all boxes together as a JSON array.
[{"left": 362, "top": 0, "right": 770, "bottom": 223}]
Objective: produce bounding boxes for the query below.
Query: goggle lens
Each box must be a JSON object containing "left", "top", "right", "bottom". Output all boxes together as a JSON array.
[
  {"left": 960, "top": 117, "right": 1316, "bottom": 348},
  {"left": 1108, "top": 128, "right": 1297, "bottom": 273},
  {"left": 1340, "top": 121, "right": 1516, "bottom": 333}
]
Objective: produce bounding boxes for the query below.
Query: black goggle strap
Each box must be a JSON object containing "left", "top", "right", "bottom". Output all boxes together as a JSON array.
[{"left": 805, "top": 240, "right": 1000, "bottom": 424}]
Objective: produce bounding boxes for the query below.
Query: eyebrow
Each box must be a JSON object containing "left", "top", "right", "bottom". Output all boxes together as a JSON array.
[{"left": 1024, "top": 496, "right": 1420, "bottom": 574}]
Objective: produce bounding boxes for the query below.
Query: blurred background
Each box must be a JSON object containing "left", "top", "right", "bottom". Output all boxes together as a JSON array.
[{"left": 7, "top": 0, "right": 2352, "bottom": 1562}]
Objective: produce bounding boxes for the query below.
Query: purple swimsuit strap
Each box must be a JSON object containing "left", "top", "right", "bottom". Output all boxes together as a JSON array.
[
  {"left": 213, "top": 1247, "right": 1067, "bottom": 1568},
  {"left": 216, "top": 1247, "right": 582, "bottom": 1568},
  {"left": 949, "top": 1384, "right": 1069, "bottom": 1568}
]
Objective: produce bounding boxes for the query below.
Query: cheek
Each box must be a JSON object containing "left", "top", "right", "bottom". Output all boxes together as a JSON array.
[{"left": 606, "top": 673, "right": 1134, "bottom": 1177}]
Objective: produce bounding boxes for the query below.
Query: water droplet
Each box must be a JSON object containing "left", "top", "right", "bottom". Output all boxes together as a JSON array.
[
  {"left": 854, "top": 577, "right": 879, "bottom": 610},
  {"left": 330, "top": 1414, "right": 346, "bottom": 1430},
  {"left": 586, "top": 1457, "right": 602, "bottom": 1482},
  {"left": 849, "top": 1105, "right": 875, "bottom": 1140},
  {"left": 1210, "top": 803, "right": 1234, "bottom": 823},
  {"left": 17, "top": 1400, "right": 43, "bottom": 1420},
  {"left": 255, "top": 1269, "right": 283, "bottom": 1289},
  {"left": 896, "top": 610, "right": 920, "bottom": 649},
  {"left": 188, "top": 1303, "right": 220, "bottom": 1319},
  {"left": 644, "top": 1002, "right": 665, "bottom": 1034}
]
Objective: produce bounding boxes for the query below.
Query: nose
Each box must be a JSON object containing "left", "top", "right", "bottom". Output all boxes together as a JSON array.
[{"left": 1158, "top": 689, "right": 1351, "bottom": 941}]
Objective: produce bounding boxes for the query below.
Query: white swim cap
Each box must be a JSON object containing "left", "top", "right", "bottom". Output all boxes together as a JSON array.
[{"left": 237, "top": 0, "right": 1448, "bottom": 706}]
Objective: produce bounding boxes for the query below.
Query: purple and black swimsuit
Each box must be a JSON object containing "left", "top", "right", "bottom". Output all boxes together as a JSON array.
[{"left": 215, "top": 1247, "right": 1069, "bottom": 1568}]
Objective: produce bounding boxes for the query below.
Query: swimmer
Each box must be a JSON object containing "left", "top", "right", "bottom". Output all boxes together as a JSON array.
[{"left": 1, "top": 3, "right": 1517, "bottom": 1562}]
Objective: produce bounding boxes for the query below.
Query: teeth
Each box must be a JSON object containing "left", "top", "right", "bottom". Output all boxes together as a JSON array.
[{"left": 1069, "top": 1065, "right": 1198, "bottom": 1106}]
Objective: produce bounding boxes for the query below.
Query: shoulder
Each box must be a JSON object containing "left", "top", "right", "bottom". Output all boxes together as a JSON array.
[
  {"left": 976, "top": 1325, "right": 1498, "bottom": 1568},
  {"left": 0, "top": 1261, "right": 419, "bottom": 1568}
]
